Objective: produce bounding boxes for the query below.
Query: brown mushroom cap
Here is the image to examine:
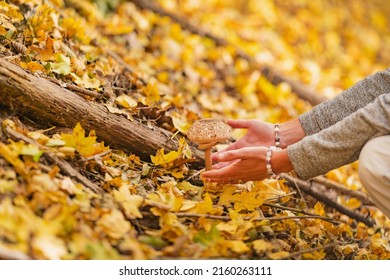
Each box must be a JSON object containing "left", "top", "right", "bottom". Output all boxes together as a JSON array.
[{"left": 187, "top": 119, "right": 231, "bottom": 144}]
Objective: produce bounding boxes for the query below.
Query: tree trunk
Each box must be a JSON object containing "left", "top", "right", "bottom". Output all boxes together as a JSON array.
[{"left": 0, "top": 58, "right": 203, "bottom": 163}]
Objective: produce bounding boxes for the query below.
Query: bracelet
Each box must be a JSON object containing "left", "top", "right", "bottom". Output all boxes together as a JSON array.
[
  {"left": 274, "top": 123, "right": 281, "bottom": 150},
  {"left": 266, "top": 146, "right": 279, "bottom": 180}
]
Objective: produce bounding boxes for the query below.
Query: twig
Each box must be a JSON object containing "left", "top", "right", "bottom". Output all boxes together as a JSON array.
[
  {"left": 129, "top": 0, "right": 326, "bottom": 106},
  {"left": 263, "top": 202, "right": 334, "bottom": 220},
  {"left": 79, "top": 149, "right": 112, "bottom": 162},
  {"left": 174, "top": 212, "right": 337, "bottom": 223},
  {"left": 4, "top": 126, "right": 103, "bottom": 194},
  {"left": 281, "top": 242, "right": 338, "bottom": 260},
  {"left": 312, "top": 176, "right": 374, "bottom": 206},
  {"left": 281, "top": 173, "right": 375, "bottom": 227},
  {"left": 264, "top": 191, "right": 296, "bottom": 202},
  {"left": 64, "top": 83, "right": 102, "bottom": 99},
  {"left": 0, "top": 247, "right": 31, "bottom": 260},
  {"left": 47, "top": 77, "right": 101, "bottom": 99}
]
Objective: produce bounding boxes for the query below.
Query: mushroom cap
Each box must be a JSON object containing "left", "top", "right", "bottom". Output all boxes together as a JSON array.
[{"left": 187, "top": 119, "right": 231, "bottom": 144}]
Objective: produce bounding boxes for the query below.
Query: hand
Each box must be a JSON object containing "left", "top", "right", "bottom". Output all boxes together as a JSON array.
[
  {"left": 218, "top": 119, "right": 274, "bottom": 152},
  {"left": 202, "top": 147, "right": 269, "bottom": 183},
  {"left": 202, "top": 147, "right": 294, "bottom": 183},
  {"left": 211, "top": 119, "right": 273, "bottom": 164},
  {"left": 211, "top": 118, "right": 305, "bottom": 169}
]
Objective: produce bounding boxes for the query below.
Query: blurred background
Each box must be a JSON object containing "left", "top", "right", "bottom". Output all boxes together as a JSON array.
[{"left": 155, "top": 0, "right": 390, "bottom": 99}]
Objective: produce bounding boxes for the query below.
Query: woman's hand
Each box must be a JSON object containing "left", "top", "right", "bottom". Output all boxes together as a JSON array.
[
  {"left": 216, "top": 119, "right": 274, "bottom": 152},
  {"left": 204, "top": 147, "right": 269, "bottom": 183},
  {"left": 202, "top": 147, "right": 294, "bottom": 183},
  {"left": 211, "top": 119, "right": 273, "bottom": 167},
  {"left": 211, "top": 118, "right": 306, "bottom": 169}
]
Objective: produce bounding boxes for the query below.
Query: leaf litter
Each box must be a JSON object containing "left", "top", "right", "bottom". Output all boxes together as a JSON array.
[{"left": 0, "top": 0, "right": 389, "bottom": 260}]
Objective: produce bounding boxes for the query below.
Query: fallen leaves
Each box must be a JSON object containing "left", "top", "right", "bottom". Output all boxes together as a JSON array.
[{"left": 1, "top": 0, "right": 390, "bottom": 261}]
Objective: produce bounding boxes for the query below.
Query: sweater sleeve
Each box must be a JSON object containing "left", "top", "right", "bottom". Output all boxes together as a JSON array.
[
  {"left": 287, "top": 93, "right": 390, "bottom": 180},
  {"left": 299, "top": 68, "right": 390, "bottom": 135}
]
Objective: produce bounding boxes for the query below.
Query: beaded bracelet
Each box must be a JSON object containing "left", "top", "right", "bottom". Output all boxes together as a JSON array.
[
  {"left": 265, "top": 146, "right": 279, "bottom": 180},
  {"left": 274, "top": 123, "right": 281, "bottom": 150}
]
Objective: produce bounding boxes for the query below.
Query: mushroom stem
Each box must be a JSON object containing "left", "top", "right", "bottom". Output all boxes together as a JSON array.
[{"left": 204, "top": 148, "right": 212, "bottom": 171}]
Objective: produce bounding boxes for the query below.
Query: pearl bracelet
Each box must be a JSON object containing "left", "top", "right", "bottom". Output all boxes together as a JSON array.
[
  {"left": 274, "top": 123, "right": 281, "bottom": 150},
  {"left": 266, "top": 146, "right": 279, "bottom": 180}
]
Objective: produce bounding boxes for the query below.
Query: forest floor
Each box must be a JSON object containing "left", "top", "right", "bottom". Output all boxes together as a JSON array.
[{"left": 0, "top": 0, "right": 389, "bottom": 260}]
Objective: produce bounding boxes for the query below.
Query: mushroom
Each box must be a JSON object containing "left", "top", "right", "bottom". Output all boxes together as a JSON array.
[{"left": 187, "top": 119, "right": 232, "bottom": 171}]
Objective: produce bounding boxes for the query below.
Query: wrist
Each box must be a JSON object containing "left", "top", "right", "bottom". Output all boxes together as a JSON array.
[
  {"left": 279, "top": 118, "right": 306, "bottom": 148},
  {"left": 272, "top": 149, "right": 294, "bottom": 175}
]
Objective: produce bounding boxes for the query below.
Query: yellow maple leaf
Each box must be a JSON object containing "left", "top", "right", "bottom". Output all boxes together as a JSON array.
[
  {"left": 115, "top": 94, "right": 138, "bottom": 109},
  {"left": 339, "top": 197, "right": 361, "bottom": 210},
  {"left": 30, "top": 36, "right": 58, "bottom": 62},
  {"left": 196, "top": 193, "right": 223, "bottom": 215},
  {"left": 71, "top": 72, "right": 102, "bottom": 89},
  {"left": 0, "top": 142, "right": 27, "bottom": 177},
  {"left": 96, "top": 209, "right": 131, "bottom": 239},
  {"left": 150, "top": 138, "right": 191, "bottom": 170},
  {"left": 142, "top": 83, "right": 160, "bottom": 106},
  {"left": 61, "top": 123, "right": 108, "bottom": 158},
  {"left": 19, "top": 61, "right": 46, "bottom": 73},
  {"left": 314, "top": 202, "right": 326, "bottom": 216},
  {"left": 113, "top": 186, "right": 143, "bottom": 219},
  {"left": 151, "top": 148, "right": 181, "bottom": 167},
  {"left": 217, "top": 185, "right": 265, "bottom": 212}
]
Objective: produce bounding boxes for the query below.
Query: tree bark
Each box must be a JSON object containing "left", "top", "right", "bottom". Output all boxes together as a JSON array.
[{"left": 0, "top": 58, "right": 203, "bottom": 163}]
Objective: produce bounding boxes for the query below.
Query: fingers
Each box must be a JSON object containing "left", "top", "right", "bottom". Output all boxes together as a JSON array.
[
  {"left": 211, "top": 141, "right": 242, "bottom": 161},
  {"left": 214, "top": 148, "right": 252, "bottom": 162},
  {"left": 227, "top": 119, "right": 253, "bottom": 129},
  {"left": 212, "top": 159, "right": 239, "bottom": 170},
  {"left": 202, "top": 165, "right": 240, "bottom": 183}
]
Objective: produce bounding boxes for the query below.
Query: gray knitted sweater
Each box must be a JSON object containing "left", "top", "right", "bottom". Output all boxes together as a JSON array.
[{"left": 287, "top": 68, "right": 390, "bottom": 180}]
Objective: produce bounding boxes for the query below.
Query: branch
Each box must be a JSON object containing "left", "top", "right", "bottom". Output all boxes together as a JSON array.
[
  {"left": 312, "top": 176, "right": 374, "bottom": 206},
  {"left": 281, "top": 242, "right": 338, "bottom": 260},
  {"left": 174, "top": 212, "right": 337, "bottom": 223},
  {"left": 4, "top": 125, "right": 103, "bottom": 194},
  {"left": 129, "top": 0, "right": 327, "bottom": 106},
  {"left": 281, "top": 174, "right": 376, "bottom": 227},
  {"left": 46, "top": 77, "right": 101, "bottom": 100}
]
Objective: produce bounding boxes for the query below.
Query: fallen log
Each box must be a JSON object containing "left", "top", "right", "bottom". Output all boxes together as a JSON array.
[{"left": 0, "top": 58, "right": 203, "bottom": 163}]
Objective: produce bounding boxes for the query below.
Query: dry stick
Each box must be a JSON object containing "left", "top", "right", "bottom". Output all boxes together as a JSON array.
[
  {"left": 129, "top": 0, "right": 327, "bottom": 106},
  {"left": 47, "top": 77, "right": 101, "bottom": 100},
  {"left": 281, "top": 174, "right": 375, "bottom": 227},
  {"left": 312, "top": 176, "right": 374, "bottom": 206},
  {"left": 4, "top": 126, "right": 102, "bottom": 194},
  {"left": 0, "top": 247, "right": 31, "bottom": 260},
  {"left": 174, "top": 212, "right": 336, "bottom": 223},
  {"left": 263, "top": 202, "right": 328, "bottom": 218},
  {"left": 79, "top": 149, "right": 112, "bottom": 162},
  {"left": 281, "top": 242, "right": 338, "bottom": 260}
]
